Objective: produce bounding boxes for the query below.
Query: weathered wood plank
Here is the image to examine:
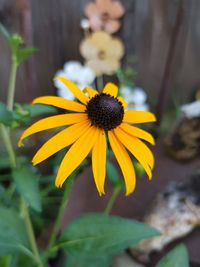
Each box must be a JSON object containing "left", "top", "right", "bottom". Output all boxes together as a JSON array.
[{"left": 0, "top": 0, "right": 200, "bottom": 112}]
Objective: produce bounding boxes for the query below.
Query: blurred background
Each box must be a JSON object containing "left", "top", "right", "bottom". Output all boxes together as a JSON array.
[
  {"left": 0, "top": 0, "right": 200, "bottom": 266},
  {"left": 1, "top": 0, "right": 200, "bottom": 106}
]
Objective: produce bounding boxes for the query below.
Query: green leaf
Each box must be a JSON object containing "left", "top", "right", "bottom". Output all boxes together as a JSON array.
[
  {"left": 0, "top": 23, "right": 23, "bottom": 53},
  {"left": 8, "top": 34, "right": 24, "bottom": 53},
  {"left": 59, "top": 213, "right": 159, "bottom": 257},
  {"left": 156, "top": 244, "right": 189, "bottom": 267},
  {"left": 29, "top": 104, "right": 57, "bottom": 117},
  {"left": 16, "top": 47, "right": 38, "bottom": 65},
  {"left": 65, "top": 254, "right": 112, "bottom": 267},
  {"left": 106, "top": 160, "right": 120, "bottom": 186},
  {"left": 0, "top": 23, "right": 37, "bottom": 65},
  {"left": 0, "top": 206, "right": 32, "bottom": 257},
  {"left": 0, "top": 102, "right": 14, "bottom": 126},
  {"left": 13, "top": 166, "right": 42, "bottom": 212},
  {"left": 0, "top": 256, "right": 12, "bottom": 267}
]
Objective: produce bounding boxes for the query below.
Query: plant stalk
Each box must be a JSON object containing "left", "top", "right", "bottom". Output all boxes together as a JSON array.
[
  {"left": 96, "top": 76, "right": 104, "bottom": 91},
  {"left": 1, "top": 53, "right": 43, "bottom": 266},
  {"left": 21, "top": 200, "right": 43, "bottom": 267},
  {"left": 0, "top": 124, "right": 16, "bottom": 168},
  {"left": 7, "top": 59, "right": 18, "bottom": 111},
  {"left": 47, "top": 176, "right": 74, "bottom": 251},
  {"left": 104, "top": 185, "right": 121, "bottom": 214}
]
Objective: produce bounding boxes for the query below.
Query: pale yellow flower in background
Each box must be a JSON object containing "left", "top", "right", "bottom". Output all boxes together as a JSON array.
[{"left": 80, "top": 31, "right": 124, "bottom": 76}]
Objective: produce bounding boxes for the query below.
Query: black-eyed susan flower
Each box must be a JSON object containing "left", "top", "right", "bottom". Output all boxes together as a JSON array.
[{"left": 18, "top": 77, "right": 156, "bottom": 195}]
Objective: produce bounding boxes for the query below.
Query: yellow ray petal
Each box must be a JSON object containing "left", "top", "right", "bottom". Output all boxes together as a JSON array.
[
  {"left": 114, "top": 127, "right": 154, "bottom": 180},
  {"left": 32, "top": 120, "right": 90, "bottom": 165},
  {"left": 108, "top": 131, "right": 136, "bottom": 195},
  {"left": 92, "top": 130, "right": 107, "bottom": 195},
  {"left": 117, "top": 96, "right": 128, "bottom": 109},
  {"left": 18, "top": 113, "right": 88, "bottom": 147},
  {"left": 33, "top": 96, "right": 86, "bottom": 112},
  {"left": 119, "top": 123, "right": 155, "bottom": 145},
  {"left": 123, "top": 111, "right": 156, "bottom": 124},
  {"left": 54, "top": 76, "right": 89, "bottom": 104},
  {"left": 55, "top": 126, "right": 98, "bottom": 187},
  {"left": 103, "top": 83, "right": 118, "bottom": 97},
  {"left": 85, "top": 87, "right": 98, "bottom": 98}
]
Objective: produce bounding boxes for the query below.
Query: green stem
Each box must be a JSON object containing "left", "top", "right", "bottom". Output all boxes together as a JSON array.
[
  {"left": 0, "top": 124, "right": 16, "bottom": 168},
  {"left": 96, "top": 76, "right": 104, "bottom": 91},
  {"left": 21, "top": 200, "right": 43, "bottom": 267},
  {"left": 47, "top": 176, "right": 74, "bottom": 251},
  {"left": 104, "top": 185, "right": 121, "bottom": 214},
  {"left": 1, "top": 54, "right": 42, "bottom": 266},
  {"left": 7, "top": 59, "right": 18, "bottom": 111}
]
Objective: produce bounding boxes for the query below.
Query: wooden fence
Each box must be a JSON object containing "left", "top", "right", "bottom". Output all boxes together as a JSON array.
[{"left": 0, "top": 0, "right": 200, "bottom": 121}]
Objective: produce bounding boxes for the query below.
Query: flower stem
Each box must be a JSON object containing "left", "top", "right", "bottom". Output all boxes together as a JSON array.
[
  {"left": 0, "top": 124, "right": 16, "bottom": 168},
  {"left": 96, "top": 76, "right": 104, "bottom": 91},
  {"left": 104, "top": 185, "right": 121, "bottom": 214},
  {"left": 1, "top": 55, "right": 42, "bottom": 266},
  {"left": 7, "top": 59, "right": 18, "bottom": 111},
  {"left": 47, "top": 176, "right": 74, "bottom": 252},
  {"left": 21, "top": 200, "right": 43, "bottom": 267}
]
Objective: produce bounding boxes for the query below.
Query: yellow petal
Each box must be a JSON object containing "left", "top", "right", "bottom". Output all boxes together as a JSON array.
[
  {"left": 54, "top": 77, "right": 89, "bottom": 104},
  {"left": 33, "top": 96, "right": 86, "bottom": 112},
  {"left": 123, "top": 111, "right": 156, "bottom": 124},
  {"left": 18, "top": 113, "right": 88, "bottom": 147},
  {"left": 92, "top": 130, "right": 107, "bottom": 195},
  {"left": 55, "top": 126, "right": 98, "bottom": 187},
  {"left": 119, "top": 123, "right": 155, "bottom": 145},
  {"left": 117, "top": 96, "right": 128, "bottom": 109},
  {"left": 108, "top": 131, "right": 136, "bottom": 195},
  {"left": 32, "top": 120, "right": 90, "bottom": 165},
  {"left": 103, "top": 83, "right": 118, "bottom": 97},
  {"left": 85, "top": 87, "right": 98, "bottom": 98},
  {"left": 114, "top": 127, "right": 154, "bottom": 180}
]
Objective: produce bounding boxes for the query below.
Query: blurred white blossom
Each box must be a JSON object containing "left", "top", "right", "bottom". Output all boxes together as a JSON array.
[
  {"left": 120, "top": 86, "right": 149, "bottom": 111},
  {"left": 181, "top": 100, "right": 200, "bottom": 119},
  {"left": 54, "top": 61, "right": 96, "bottom": 100},
  {"left": 80, "top": 18, "right": 90, "bottom": 30}
]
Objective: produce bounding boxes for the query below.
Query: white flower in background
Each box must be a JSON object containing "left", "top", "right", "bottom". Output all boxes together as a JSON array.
[
  {"left": 181, "top": 100, "right": 200, "bottom": 119},
  {"left": 120, "top": 86, "right": 149, "bottom": 111},
  {"left": 54, "top": 61, "right": 96, "bottom": 100},
  {"left": 80, "top": 18, "right": 90, "bottom": 30}
]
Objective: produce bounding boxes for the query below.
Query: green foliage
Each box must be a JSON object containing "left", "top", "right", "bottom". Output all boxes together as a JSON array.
[
  {"left": 106, "top": 160, "right": 120, "bottom": 186},
  {"left": 0, "top": 102, "right": 57, "bottom": 128},
  {"left": 0, "top": 206, "right": 33, "bottom": 257},
  {"left": 15, "top": 47, "right": 38, "bottom": 65},
  {"left": 117, "top": 66, "right": 137, "bottom": 88},
  {"left": 0, "top": 23, "right": 37, "bottom": 66},
  {"left": 14, "top": 103, "right": 57, "bottom": 125},
  {"left": 59, "top": 213, "right": 159, "bottom": 261},
  {"left": 156, "top": 244, "right": 189, "bottom": 267},
  {"left": 12, "top": 165, "right": 42, "bottom": 212},
  {"left": 0, "top": 102, "right": 14, "bottom": 126},
  {"left": 65, "top": 254, "right": 112, "bottom": 267}
]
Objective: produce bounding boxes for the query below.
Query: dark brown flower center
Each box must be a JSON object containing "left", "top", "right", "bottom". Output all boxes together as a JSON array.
[{"left": 86, "top": 93, "right": 124, "bottom": 130}]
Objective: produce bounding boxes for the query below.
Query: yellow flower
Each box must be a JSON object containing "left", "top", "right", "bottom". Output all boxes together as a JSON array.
[
  {"left": 80, "top": 31, "right": 124, "bottom": 76},
  {"left": 18, "top": 78, "right": 156, "bottom": 196}
]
